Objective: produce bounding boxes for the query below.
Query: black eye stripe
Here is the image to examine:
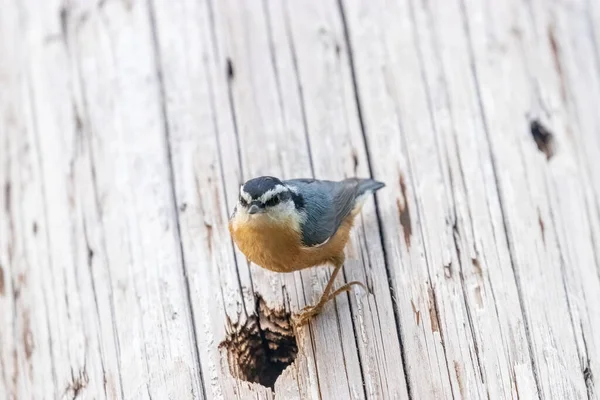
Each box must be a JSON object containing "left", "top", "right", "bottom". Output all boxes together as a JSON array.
[
  {"left": 291, "top": 192, "right": 304, "bottom": 210},
  {"left": 265, "top": 196, "right": 279, "bottom": 207}
]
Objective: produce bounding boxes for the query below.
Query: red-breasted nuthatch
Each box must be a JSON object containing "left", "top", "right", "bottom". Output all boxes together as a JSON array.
[{"left": 228, "top": 176, "right": 385, "bottom": 326}]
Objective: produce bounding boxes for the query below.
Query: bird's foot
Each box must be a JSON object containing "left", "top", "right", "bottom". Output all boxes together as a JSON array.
[
  {"left": 292, "top": 304, "right": 322, "bottom": 328},
  {"left": 292, "top": 281, "right": 367, "bottom": 328}
]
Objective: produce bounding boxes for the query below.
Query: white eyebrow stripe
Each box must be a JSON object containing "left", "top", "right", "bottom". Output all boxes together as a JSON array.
[
  {"left": 240, "top": 186, "right": 252, "bottom": 203},
  {"left": 259, "top": 184, "right": 288, "bottom": 203}
]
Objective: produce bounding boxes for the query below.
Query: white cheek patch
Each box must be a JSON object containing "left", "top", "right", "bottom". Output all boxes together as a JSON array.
[
  {"left": 259, "top": 184, "right": 289, "bottom": 204},
  {"left": 239, "top": 186, "right": 252, "bottom": 203},
  {"left": 267, "top": 200, "right": 302, "bottom": 231}
]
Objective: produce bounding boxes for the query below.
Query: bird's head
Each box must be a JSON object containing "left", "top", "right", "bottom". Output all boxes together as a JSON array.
[{"left": 234, "top": 176, "right": 301, "bottom": 224}]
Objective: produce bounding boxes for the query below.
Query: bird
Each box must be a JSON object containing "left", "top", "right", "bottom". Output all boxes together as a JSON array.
[{"left": 228, "top": 176, "right": 385, "bottom": 327}]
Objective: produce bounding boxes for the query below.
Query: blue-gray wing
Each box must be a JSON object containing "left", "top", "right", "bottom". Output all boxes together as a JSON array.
[{"left": 284, "top": 178, "right": 384, "bottom": 247}]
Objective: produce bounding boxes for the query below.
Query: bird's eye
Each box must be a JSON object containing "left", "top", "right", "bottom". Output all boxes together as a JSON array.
[
  {"left": 265, "top": 195, "right": 280, "bottom": 207},
  {"left": 239, "top": 197, "right": 248, "bottom": 207}
]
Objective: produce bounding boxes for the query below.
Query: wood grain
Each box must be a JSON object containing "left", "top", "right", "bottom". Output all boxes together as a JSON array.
[{"left": 1, "top": 0, "right": 599, "bottom": 398}]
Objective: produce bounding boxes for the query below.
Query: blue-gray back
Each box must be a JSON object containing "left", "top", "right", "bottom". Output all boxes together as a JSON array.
[{"left": 284, "top": 178, "right": 384, "bottom": 247}]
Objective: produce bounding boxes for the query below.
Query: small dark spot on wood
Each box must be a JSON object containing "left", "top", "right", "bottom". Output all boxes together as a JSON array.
[
  {"left": 12, "top": 285, "right": 20, "bottom": 301},
  {"left": 444, "top": 263, "right": 452, "bottom": 279},
  {"left": 428, "top": 285, "right": 440, "bottom": 333},
  {"left": 4, "top": 181, "right": 11, "bottom": 214},
  {"left": 454, "top": 361, "right": 465, "bottom": 398},
  {"left": 87, "top": 246, "right": 94, "bottom": 266},
  {"left": 32, "top": 222, "right": 38, "bottom": 235},
  {"left": 472, "top": 258, "right": 483, "bottom": 279},
  {"left": 220, "top": 294, "right": 297, "bottom": 390},
  {"left": 335, "top": 43, "right": 341, "bottom": 56},
  {"left": 351, "top": 149, "right": 359, "bottom": 174},
  {"left": 171, "top": 312, "right": 178, "bottom": 320},
  {"left": 226, "top": 58, "right": 235, "bottom": 81},
  {"left": 530, "top": 120, "right": 556, "bottom": 160},
  {"left": 22, "top": 311, "right": 34, "bottom": 360},
  {"left": 538, "top": 210, "right": 546, "bottom": 243},
  {"left": 179, "top": 202, "right": 187, "bottom": 212},
  {"left": 74, "top": 107, "right": 83, "bottom": 133},
  {"left": 0, "top": 264, "right": 4, "bottom": 295},
  {"left": 12, "top": 273, "right": 25, "bottom": 301},
  {"left": 204, "top": 221, "right": 213, "bottom": 255},
  {"left": 410, "top": 299, "right": 421, "bottom": 326},
  {"left": 397, "top": 174, "right": 412, "bottom": 248}
]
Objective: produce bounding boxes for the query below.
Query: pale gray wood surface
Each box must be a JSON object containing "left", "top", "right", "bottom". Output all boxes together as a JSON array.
[{"left": 1, "top": 0, "right": 599, "bottom": 399}]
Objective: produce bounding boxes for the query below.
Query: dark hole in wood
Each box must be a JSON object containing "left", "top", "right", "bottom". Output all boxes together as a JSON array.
[
  {"left": 220, "top": 294, "right": 297, "bottom": 390},
  {"left": 530, "top": 120, "right": 556, "bottom": 160}
]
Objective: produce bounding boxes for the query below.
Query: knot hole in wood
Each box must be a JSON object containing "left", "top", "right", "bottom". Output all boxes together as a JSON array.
[
  {"left": 220, "top": 294, "right": 297, "bottom": 389},
  {"left": 530, "top": 119, "right": 556, "bottom": 160}
]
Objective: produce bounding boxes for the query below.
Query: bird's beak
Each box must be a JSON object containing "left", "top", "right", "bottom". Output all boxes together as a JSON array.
[{"left": 248, "top": 204, "right": 263, "bottom": 215}]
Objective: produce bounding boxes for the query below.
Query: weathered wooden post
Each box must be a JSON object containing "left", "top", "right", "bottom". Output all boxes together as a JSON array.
[{"left": 1, "top": 0, "right": 598, "bottom": 398}]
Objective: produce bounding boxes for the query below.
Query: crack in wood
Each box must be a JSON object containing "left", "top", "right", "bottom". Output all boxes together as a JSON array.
[
  {"left": 203, "top": 0, "right": 251, "bottom": 320},
  {"left": 427, "top": 285, "right": 440, "bottom": 333},
  {"left": 538, "top": 210, "right": 546, "bottom": 244},
  {"left": 336, "top": 0, "right": 413, "bottom": 396},
  {"left": 4, "top": 181, "right": 10, "bottom": 214},
  {"left": 147, "top": 2, "right": 208, "bottom": 398},
  {"left": 64, "top": 366, "right": 89, "bottom": 400},
  {"left": 548, "top": 25, "right": 568, "bottom": 105},
  {"left": 580, "top": 318, "right": 595, "bottom": 399},
  {"left": 0, "top": 263, "right": 4, "bottom": 296},
  {"left": 410, "top": 299, "right": 421, "bottom": 326},
  {"left": 459, "top": 0, "right": 544, "bottom": 394},
  {"left": 22, "top": 310, "right": 33, "bottom": 361},
  {"left": 280, "top": 0, "right": 315, "bottom": 178},
  {"left": 397, "top": 174, "right": 413, "bottom": 249}
]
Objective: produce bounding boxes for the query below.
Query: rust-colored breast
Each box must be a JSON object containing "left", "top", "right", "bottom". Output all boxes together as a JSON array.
[
  {"left": 229, "top": 213, "right": 357, "bottom": 273},
  {"left": 229, "top": 218, "right": 302, "bottom": 273}
]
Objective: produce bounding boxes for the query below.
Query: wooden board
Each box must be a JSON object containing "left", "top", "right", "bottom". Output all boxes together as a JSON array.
[{"left": 1, "top": 0, "right": 598, "bottom": 398}]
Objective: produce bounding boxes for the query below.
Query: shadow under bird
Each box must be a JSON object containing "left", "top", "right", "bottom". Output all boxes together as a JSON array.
[{"left": 228, "top": 176, "right": 385, "bottom": 326}]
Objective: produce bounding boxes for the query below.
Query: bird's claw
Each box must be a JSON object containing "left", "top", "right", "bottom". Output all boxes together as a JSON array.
[
  {"left": 292, "top": 304, "right": 322, "bottom": 328},
  {"left": 292, "top": 281, "right": 368, "bottom": 328}
]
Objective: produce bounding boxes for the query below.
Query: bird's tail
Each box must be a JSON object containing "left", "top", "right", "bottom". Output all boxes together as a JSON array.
[{"left": 356, "top": 178, "right": 385, "bottom": 195}]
